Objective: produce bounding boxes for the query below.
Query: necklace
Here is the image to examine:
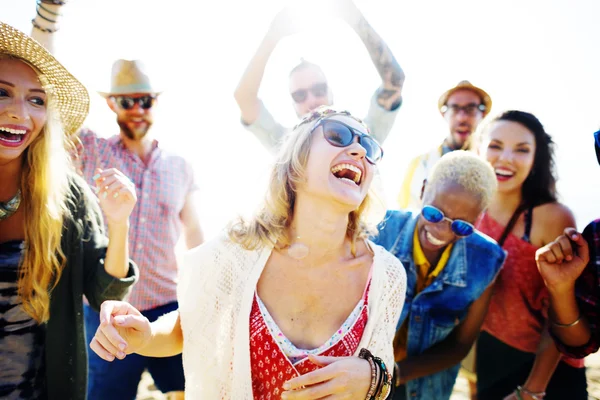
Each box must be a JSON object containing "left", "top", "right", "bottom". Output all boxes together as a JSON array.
[{"left": 0, "top": 190, "right": 22, "bottom": 221}]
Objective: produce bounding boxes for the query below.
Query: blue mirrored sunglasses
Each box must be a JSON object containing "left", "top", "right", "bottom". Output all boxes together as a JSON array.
[
  {"left": 421, "top": 205, "right": 475, "bottom": 237},
  {"left": 594, "top": 130, "right": 600, "bottom": 166}
]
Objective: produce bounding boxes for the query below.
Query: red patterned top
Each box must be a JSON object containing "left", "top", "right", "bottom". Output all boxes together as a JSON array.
[
  {"left": 477, "top": 213, "right": 584, "bottom": 368},
  {"left": 249, "top": 284, "right": 370, "bottom": 399}
]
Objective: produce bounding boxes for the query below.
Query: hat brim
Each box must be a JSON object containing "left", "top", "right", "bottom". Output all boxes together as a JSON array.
[
  {"left": 98, "top": 89, "right": 163, "bottom": 98},
  {"left": 0, "top": 22, "right": 89, "bottom": 136},
  {"left": 438, "top": 84, "right": 492, "bottom": 117}
]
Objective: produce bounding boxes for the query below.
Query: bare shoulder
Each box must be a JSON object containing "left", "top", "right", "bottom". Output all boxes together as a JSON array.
[{"left": 533, "top": 202, "right": 576, "bottom": 244}]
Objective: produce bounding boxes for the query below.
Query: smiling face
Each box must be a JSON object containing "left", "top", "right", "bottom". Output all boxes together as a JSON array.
[
  {"left": 107, "top": 93, "right": 156, "bottom": 140},
  {"left": 299, "top": 115, "right": 375, "bottom": 210},
  {"left": 443, "top": 89, "right": 484, "bottom": 149},
  {"left": 0, "top": 58, "right": 47, "bottom": 166},
  {"left": 289, "top": 65, "right": 333, "bottom": 118},
  {"left": 417, "top": 181, "right": 482, "bottom": 253},
  {"left": 484, "top": 120, "right": 536, "bottom": 194}
]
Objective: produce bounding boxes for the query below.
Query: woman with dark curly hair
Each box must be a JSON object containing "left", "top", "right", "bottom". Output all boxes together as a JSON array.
[{"left": 475, "top": 111, "right": 587, "bottom": 400}]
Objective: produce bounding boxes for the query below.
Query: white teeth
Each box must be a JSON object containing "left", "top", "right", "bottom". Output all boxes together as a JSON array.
[
  {"left": 0, "top": 127, "right": 26, "bottom": 135},
  {"left": 495, "top": 168, "right": 514, "bottom": 177},
  {"left": 331, "top": 163, "right": 362, "bottom": 184},
  {"left": 426, "top": 231, "right": 446, "bottom": 246}
]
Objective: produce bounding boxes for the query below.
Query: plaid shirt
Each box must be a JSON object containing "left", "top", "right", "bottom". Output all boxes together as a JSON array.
[
  {"left": 76, "top": 129, "right": 196, "bottom": 311},
  {"left": 553, "top": 219, "right": 600, "bottom": 358}
]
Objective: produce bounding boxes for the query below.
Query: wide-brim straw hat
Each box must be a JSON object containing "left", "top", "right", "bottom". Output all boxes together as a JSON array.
[
  {"left": 438, "top": 80, "right": 492, "bottom": 117},
  {"left": 0, "top": 21, "right": 89, "bottom": 136},
  {"left": 98, "top": 59, "right": 161, "bottom": 98}
]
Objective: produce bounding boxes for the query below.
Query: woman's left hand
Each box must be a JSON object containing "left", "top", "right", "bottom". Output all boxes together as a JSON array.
[
  {"left": 93, "top": 168, "right": 137, "bottom": 225},
  {"left": 281, "top": 354, "right": 370, "bottom": 400}
]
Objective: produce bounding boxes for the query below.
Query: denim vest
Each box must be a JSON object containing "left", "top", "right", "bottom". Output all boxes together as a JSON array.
[{"left": 373, "top": 210, "right": 506, "bottom": 400}]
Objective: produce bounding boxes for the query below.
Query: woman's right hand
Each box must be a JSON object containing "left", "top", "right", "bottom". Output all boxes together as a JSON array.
[
  {"left": 536, "top": 228, "right": 590, "bottom": 293},
  {"left": 89, "top": 300, "right": 152, "bottom": 362}
]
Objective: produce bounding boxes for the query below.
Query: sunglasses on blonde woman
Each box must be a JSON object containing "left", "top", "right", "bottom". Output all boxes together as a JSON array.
[{"left": 311, "top": 119, "right": 384, "bottom": 164}]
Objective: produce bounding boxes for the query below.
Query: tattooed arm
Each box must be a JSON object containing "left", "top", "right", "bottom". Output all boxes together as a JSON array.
[{"left": 340, "top": 1, "right": 405, "bottom": 111}]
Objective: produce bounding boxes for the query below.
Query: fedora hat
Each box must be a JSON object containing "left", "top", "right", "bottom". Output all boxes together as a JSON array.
[
  {"left": 0, "top": 21, "right": 89, "bottom": 136},
  {"left": 98, "top": 59, "right": 160, "bottom": 97},
  {"left": 438, "top": 80, "right": 492, "bottom": 117}
]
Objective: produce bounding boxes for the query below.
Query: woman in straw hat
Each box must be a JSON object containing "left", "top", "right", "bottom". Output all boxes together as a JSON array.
[
  {"left": 0, "top": 22, "right": 138, "bottom": 399},
  {"left": 90, "top": 106, "right": 406, "bottom": 399}
]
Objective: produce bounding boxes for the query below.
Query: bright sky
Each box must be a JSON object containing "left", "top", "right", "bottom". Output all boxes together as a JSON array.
[{"left": 2, "top": 0, "right": 600, "bottom": 237}]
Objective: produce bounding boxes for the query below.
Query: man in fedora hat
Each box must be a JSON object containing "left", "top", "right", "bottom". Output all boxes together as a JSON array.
[
  {"left": 30, "top": 15, "right": 203, "bottom": 398},
  {"left": 397, "top": 80, "right": 492, "bottom": 210},
  {"left": 234, "top": 0, "right": 405, "bottom": 152},
  {"left": 79, "top": 59, "right": 203, "bottom": 400}
]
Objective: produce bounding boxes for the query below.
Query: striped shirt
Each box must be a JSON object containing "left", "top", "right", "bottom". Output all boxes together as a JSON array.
[{"left": 76, "top": 129, "right": 196, "bottom": 311}]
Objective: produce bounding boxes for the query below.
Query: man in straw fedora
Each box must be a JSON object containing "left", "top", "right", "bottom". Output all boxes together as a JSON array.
[
  {"left": 30, "top": 10, "right": 204, "bottom": 399},
  {"left": 80, "top": 60, "right": 203, "bottom": 400},
  {"left": 397, "top": 80, "right": 492, "bottom": 210}
]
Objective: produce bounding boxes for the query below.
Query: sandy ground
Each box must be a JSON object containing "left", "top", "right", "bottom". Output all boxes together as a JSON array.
[{"left": 135, "top": 352, "right": 600, "bottom": 399}]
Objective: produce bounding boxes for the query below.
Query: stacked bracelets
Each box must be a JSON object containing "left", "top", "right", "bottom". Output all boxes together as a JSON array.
[
  {"left": 515, "top": 385, "right": 546, "bottom": 400},
  {"left": 31, "top": 0, "right": 64, "bottom": 33},
  {"left": 359, "top": 348, "right": 393, "bottom": 400}
]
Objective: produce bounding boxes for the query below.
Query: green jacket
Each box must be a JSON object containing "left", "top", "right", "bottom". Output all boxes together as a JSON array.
[{"left": 45, "top": 175, "right": 138, "bottom": 399}]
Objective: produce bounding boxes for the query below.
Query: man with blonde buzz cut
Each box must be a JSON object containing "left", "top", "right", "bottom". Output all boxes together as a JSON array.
[{"left": 374, "top": 151, "right": 506, "bottom": 400}]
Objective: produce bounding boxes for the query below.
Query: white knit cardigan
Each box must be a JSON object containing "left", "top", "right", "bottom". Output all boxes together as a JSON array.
[{"left": 177, "top": 233, "right": 407, "bottom": 399}]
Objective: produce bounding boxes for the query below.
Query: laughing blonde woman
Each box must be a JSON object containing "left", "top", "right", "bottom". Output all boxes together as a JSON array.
[{"left": 90, "top": 107, "right": 406, "bottom": 399}]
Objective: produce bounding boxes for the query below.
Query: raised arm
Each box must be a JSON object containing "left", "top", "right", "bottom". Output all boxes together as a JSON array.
[
  {"left": 29, "top": 0, "right": 65, "bottom": 53},
  {"left": 339, "top": 0, "right": 405, "bottom": 111},
  {"left": 234, "top": 7, "right": 300, "bottom": 125}
]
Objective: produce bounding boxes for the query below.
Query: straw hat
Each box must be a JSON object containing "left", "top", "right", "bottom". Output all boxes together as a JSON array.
[
  {"left": 0, "top": 21, "right": 89, "bottom": 136},
  {"left": 438, "top": 80, "right": 492, "bottom": 117},
  {"left": 98, "top": 59, "right": 160, "bottom": 97}
]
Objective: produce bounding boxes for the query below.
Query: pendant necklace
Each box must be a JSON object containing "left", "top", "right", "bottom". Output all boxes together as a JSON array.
[{"left": 0, "top": 189, "right": 22, "bottom": 221}]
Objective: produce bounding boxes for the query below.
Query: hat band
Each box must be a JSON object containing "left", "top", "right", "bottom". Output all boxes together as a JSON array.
[{"left": 107, "top": 83, "right": 157, "bottom": 95}]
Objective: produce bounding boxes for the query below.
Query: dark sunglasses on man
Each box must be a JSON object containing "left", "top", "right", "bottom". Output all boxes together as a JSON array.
[
  {"left": 291, "top": 83, "right": 328, "bottom": 103},
  {"left": 111, "top": 95, "right": 156, "bottom": 110},
  {"left": 441, "top": 103, "right": 486, "bottom": 116},
  {"left": 310, "top": 117, "right": 383, "bottom": 165}
]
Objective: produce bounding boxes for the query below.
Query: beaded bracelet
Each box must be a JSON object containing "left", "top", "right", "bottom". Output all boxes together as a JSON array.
[
  {"left": 31, "top": 18, "right": 57, "bottom": 33},
  {"left": 372, "top": 356, "right": 392, "bottom": 400},
  {"left": 37, "top": 0, "right": 62, "bottom": 16},
  {"left": 40, "top": 0, "right": 66, "bottom": 5},
  {"left": 359, "top": 349, "right": 377, "bottom": 400}
]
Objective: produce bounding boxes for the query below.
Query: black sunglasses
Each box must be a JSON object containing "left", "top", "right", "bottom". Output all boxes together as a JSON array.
[
  {"left": 112, "top": 95, "right": 156, "bottom": 110},
  {"left": 291, "top": 83, "right": 328, "bottom": 103},
  {"left": 441, "top": 103, "right": 486, "bottom": 116},
  {"left": 311, "top": 119, "right": 383, "bottom": 164}
]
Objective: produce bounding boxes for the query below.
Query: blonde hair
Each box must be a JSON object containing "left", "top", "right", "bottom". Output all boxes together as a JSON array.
[
  {"left": 2, "top": 55, "right": 75, "bottom": 323},
  {"left": 425, "top": 150, "right": 497, "bottom": 210},
  {"left": 228, "top": 108, "right": 380, "bottom": 255}
]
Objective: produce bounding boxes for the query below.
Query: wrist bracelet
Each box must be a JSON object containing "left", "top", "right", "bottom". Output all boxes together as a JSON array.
[
  {"left": 517, "top": 385, "right": 546, "bottom": 400},
  {"left": 31, "top": 18, "right": 57, "bottom": 33},
  {"left": 359, "top": 348, "right": 377, "bottom": 400},
  {"left": 551, "top": 313, "right": 581, "bottom": 328},
  {"left": 37, "top": 0, "right": 62, "bottom": 16}
]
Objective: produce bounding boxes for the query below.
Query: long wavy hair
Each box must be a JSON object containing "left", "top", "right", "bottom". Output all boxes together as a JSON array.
[
  {"left": 2, "top": 55, "right": 75, "bottom": 323},
  {"left": 228, "top": 108, "right": 381, "bottom": 256},
  {"left": 483, "top": 110, "right": 557, "bottom": 245}
]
